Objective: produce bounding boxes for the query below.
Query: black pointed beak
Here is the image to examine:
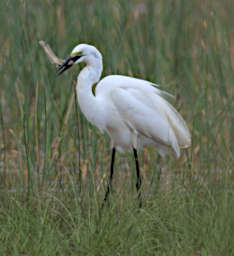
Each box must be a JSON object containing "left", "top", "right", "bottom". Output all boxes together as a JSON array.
[{"left": 56, "top": 56, "right": 80, "bottom": 75}]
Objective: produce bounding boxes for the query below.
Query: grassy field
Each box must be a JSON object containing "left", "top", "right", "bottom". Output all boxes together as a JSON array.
[{"left": 0, "top": 0, "right": 233, "bottom": 255}]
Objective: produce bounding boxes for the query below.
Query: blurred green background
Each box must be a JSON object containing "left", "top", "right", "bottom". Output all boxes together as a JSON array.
[{"left": 0, "top": 0, "right": 233, "bottom": 255}]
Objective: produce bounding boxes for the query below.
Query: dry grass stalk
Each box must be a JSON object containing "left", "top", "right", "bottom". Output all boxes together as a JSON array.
[{"left": 39, "top": 40, "right": 64, "bottom": 66}]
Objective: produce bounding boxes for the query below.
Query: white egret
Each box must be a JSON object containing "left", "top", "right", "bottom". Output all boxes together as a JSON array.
[{"left": 57, "top": 43, "right": 191, "bottom": 207}]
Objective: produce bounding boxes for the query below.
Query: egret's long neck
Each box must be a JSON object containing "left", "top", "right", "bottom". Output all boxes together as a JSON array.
[{"left": 76, "top": 60, "right": 103, "bottom": 128}]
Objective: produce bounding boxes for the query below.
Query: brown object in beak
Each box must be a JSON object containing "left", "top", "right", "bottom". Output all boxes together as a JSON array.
[{"left": 39, "top": 40, "right": 65, "bottom": 66}]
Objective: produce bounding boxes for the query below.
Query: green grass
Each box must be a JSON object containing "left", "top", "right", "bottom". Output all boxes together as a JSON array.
[{"left": 0, "top": 0, "right": 233, "bottom": 255}]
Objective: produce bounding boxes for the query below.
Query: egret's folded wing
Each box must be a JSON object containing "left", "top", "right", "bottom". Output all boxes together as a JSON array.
[
  {"left": 110, "top": 87, "right": 180, "bottom": 157},
  {"left": 127, "top": 87, "right": 191, "bottom": 148}
]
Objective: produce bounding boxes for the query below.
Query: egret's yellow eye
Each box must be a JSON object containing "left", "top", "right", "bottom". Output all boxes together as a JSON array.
[{"left": 71, "top": 51, "right": 82, "bottom": 58}]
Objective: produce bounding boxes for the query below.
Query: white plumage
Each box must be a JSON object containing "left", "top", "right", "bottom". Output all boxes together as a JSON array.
[
  {"left": 95, "top": 75, "right": 191, "bottom": 157},
  {"left": 57, "top": 43, "right": 191, "bottom": 206},
  {"left": 58, "top": 43, "right": 191, "bottom": 158}
]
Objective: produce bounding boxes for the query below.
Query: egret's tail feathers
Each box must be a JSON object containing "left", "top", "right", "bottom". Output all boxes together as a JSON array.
[
  {"left": 162, "top": 100, "right": 191, "bottom": 149},
  {"left": 168, "top": 127, "right": 180, "bottom": 158}
]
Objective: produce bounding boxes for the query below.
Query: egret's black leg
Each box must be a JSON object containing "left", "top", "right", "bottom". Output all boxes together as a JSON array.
[
  {"left": 133, "top": 148, "right": 142, "bottom": 208},
  {"left": 103, "top": 148, "right": 116, "bottom": 203}
]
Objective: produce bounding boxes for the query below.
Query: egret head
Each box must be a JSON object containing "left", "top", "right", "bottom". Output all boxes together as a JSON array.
[{"left": 57, "top": 44, "right": 102, "bottom": 75}]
